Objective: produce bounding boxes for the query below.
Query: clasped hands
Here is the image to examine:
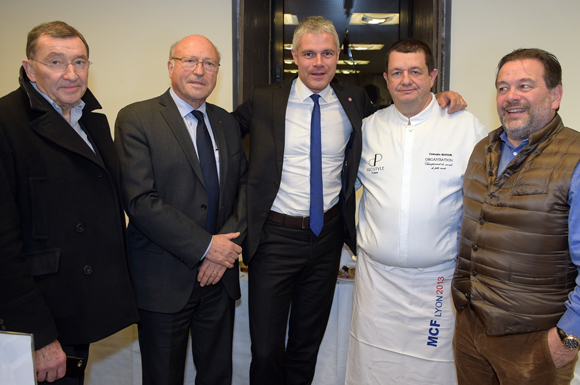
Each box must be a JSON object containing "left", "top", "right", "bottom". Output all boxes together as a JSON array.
[{"left": 197, "top": 232, "right": 241, "bottom": 286}]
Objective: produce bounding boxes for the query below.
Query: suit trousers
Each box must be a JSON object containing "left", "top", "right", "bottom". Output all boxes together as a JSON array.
[
  {"left": 453, "top": 304, "right": 578, "bottom": 385},
  {"left": 137, "top": 277, "right": 235, "bottom": 385},
  {"left": 248, "top": 212, "right": 344, "bottom": 385}
]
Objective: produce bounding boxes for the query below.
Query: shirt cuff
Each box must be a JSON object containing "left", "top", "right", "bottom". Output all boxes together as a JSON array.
[
  {"left": 557, "top": 308, "right": 580, "bottom": 337},
  {"left": 200, "top": 237, "right": 213, "bottom": 260}
]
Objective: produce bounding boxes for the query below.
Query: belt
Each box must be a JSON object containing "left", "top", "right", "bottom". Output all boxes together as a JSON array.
[{"left": 266, "top": 204, "right": 340, "bottom": 229}]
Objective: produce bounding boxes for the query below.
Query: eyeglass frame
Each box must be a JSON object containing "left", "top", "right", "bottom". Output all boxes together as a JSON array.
[
  {"left": 171, "top": 57, "right": 220, "bottom": 72},
  {"left": 31, "top": 58, "right": 92, "bottom": 72}
]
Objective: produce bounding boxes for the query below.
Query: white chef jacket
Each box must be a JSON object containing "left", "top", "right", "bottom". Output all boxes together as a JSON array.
[
  {"left": 346, "top": 94, "right": 487, "bottom": 385},
  {"left": 356, "top": 94, "right": 488, "bottom": 268}
]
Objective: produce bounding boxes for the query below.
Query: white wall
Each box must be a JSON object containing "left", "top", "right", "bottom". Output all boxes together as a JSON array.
[
  {"left": 0, "top": 0, "right": 234, "bottom": 130},
  {"left": 450, "top": 0, "right": 580, "bottom": 132}
]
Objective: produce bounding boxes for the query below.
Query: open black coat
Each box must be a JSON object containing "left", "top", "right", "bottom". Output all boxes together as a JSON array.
[{"left": 0, "top": 68, "right": 139, "bottom": 349}]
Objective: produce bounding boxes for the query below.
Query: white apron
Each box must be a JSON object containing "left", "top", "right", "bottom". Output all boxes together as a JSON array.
[{"left": 345, "top": 254, "right": 457, "bottom": 385}]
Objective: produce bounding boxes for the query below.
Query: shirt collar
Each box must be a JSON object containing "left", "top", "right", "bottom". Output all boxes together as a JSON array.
[
  {"left": 499, "top": 130, "right": 528, "bottom": 151},
  {"left": 169, "top": 87, "right": 207, "bottom": 117},
  {"left": 31, "top": 81, "right": 85, "bottom": 125},
  {"left": 294, "top": 76, "right": 332, "bottom": 103},
  {"left": 393, "top": 93, "right": 437, "bottom": 126}
]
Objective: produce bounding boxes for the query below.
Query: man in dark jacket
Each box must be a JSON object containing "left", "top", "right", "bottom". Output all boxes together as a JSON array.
[{"left": 0, "top": 21, "right": 139, "bottom": 384}]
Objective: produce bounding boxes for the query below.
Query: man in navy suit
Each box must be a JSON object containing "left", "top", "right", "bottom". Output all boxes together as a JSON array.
[{"left": 115, "top": 35, "right": 247, "bottom": 385}]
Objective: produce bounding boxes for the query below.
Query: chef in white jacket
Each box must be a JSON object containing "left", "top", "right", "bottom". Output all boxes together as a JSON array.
[{"left": 345, "top": 38, "right": 487, "bottom": 385}]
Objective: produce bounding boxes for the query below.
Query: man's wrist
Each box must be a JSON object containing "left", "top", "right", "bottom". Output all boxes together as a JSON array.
[{"left": 557, "top": 327, "right": 580, "bottom": 350}]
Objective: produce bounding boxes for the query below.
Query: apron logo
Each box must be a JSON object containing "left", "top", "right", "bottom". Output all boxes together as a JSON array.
[{"left": 427, "top": 276, "right": 445, "bottom": 347}]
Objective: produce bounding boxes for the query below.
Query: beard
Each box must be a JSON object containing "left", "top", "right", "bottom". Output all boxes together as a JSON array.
[{"left": 499, "top": 97, "right": 554, "bottom": 142}]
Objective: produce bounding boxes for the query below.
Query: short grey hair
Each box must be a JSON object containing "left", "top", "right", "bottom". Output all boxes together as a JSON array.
[{"left": 292, "top": 16, "right": 340, "bottom": 52}]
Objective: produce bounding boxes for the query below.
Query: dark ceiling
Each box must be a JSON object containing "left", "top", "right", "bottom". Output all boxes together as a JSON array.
[{"left": 283, "top": 0, "right": 401, "bottom": 77}]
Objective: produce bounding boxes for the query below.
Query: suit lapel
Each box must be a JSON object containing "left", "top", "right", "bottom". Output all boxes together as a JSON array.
[
  {"left": 332, "top": 83, "right": 362, "bottom": 133},
  {"left": 206, "top": 104, "right": 227, "bottom": 199},
  {"left": 158, "top": 91, "right": 205, "bottom": 186},
  {"left": 30, "top": 110, "right": 105, "bottom": 168},
  {"left": 272, "top": 80, "right": 293, "bottom": 174},
  {"left": 331, "top": 83, "right": 362, "bottom": 201}
]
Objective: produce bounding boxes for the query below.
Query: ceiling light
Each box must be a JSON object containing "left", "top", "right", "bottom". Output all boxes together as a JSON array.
[
  {"left": 284, "top": 14, "right": 299, "bottom": 25},
  {"left": 338, "top": 69, "right": 360, "bottom": 74},
  {"left": 349, "top": 44, "right": 384, "bottom": 51},
  {"left": 337, "top": 60, "right": 370, "bottom": 66},
  {"left": 362, "top": 15, "right": 385, "bottom": 24},
  {"left": 349, "top": 13, "right": 399, "bottom": 25}
]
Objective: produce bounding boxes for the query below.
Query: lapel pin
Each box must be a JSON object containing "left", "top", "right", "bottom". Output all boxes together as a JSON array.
[{"left": 348, "top": 97, "right": 352, "bottom": 102}]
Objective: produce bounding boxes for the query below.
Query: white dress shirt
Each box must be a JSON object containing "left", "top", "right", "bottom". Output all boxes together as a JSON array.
[
  {"left": 271, "top": 78, "right": 352, "bottom": 216},
  {"left": 169, "top": 88, "right": 220, "bottom": 180}
]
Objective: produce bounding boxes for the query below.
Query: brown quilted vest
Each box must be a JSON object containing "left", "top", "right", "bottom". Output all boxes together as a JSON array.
[{"left": 452, "top": 114, "right": 580, "bottom": 335}]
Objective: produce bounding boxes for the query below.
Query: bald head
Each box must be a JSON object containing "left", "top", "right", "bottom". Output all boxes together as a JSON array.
[{"left": 168, "top": 35, "right": 220, "bottom": 109}]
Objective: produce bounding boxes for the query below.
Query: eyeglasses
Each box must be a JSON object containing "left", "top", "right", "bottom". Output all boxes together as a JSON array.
[
  {"left": 172, "top": 57, "right": 219, "bottom": 72},
  {"left": 32, "top": 59, "right": 91, "bottom": 72}
]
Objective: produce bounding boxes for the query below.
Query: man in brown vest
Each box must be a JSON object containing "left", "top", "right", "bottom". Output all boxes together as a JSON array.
[{"left": 452, "top": 48, "right": 580, "bottom": 384}]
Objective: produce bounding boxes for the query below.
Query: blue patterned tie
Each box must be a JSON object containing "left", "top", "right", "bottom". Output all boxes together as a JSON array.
[
  {"left": 192, "top": 110, "right": 219, "bottom": 234},
  {"left": 310, "top": 94, "right": 323, "bottom": 236}
]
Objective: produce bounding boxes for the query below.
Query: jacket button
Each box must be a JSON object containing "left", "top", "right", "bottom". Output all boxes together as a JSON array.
[
  {"left": 83, "top": 265, "right": 93, "bottom": 275},
  {"left": 262, "top": 210, "right": 269, "bottom": 215},
  {"left": 488, "top": 170, "right": 494, "bottom": 177},
  {"left": 472, "top": 244, "right": 478, "bottom": 251},
  {"left": 273, "top": 182, "right": 279, "bottom": 188},
  {"left": 479, "top": 218, "right": 485, "bottom": 225},
  {"left": 76, "top": 223, "right": 85, "bottom": 232},
  {"left": 0, "top": 325, "right": 5, "bottom": 331},
  {"left": 471, "top": 269, "right": 478, "bottom": 276},
  {"left": 201, "top": 205, "right": 207, "bottom": 211},
  {"left": 0, "top": 319, "right": 4, "bottom": 325}
]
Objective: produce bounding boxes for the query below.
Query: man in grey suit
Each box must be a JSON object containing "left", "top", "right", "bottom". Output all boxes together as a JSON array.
[{"left": 114, "top": 34, "right": 247, "bottom": 385}]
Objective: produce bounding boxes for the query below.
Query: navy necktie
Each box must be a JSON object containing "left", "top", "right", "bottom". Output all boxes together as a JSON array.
[
  {"left": 310, "top": 94, "right": 324, "bottom": 236},
  {"left": 192, "top": 110, "right": 219, "bottom": 234}
]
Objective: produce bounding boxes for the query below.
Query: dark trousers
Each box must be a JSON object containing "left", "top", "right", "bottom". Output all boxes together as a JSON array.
[
  {"left": 453, "top": 305, "right": 578, "bottom": 385},
  {"left": 38, "top": 344, "right": 89, "bottom": 385},
  {"left": 138, "top": 279, "right": 235, "bottom": 385},
  {"left": 248, "top": 213, "right": 344, "bottom": 385}
]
